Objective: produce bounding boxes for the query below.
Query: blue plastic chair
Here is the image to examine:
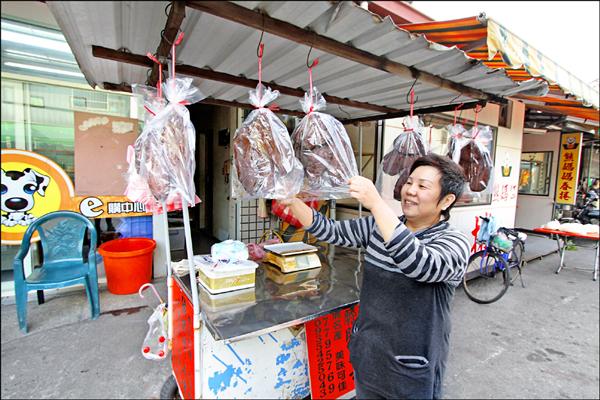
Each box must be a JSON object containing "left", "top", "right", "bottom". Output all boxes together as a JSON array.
[{"left": 13, "top": 211, "right": 100, "bottom": 333}]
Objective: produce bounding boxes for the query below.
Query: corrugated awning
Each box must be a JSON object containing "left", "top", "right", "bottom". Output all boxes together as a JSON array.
[
  {"left": 400, "top": 15, "right": 600, "bottom": 121},
  {"left": 45, "top": 1, "right": 550, "bottom": 123}
]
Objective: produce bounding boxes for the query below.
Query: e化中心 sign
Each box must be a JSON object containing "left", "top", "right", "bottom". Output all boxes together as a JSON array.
[{"left": 2, "top": 149, "right": 149, "bottom": 245}]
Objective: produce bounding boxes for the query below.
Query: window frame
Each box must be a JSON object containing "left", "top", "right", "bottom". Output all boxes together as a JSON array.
[{"left": 518, "top": 151, "right": 553, "bottom": 197}]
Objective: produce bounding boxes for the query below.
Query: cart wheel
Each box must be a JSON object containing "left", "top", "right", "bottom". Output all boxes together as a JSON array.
[{"left": 160, "top": 374, "right": 180, "bottom": 400}]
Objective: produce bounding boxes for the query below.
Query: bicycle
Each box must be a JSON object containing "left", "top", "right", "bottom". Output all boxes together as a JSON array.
[{"left": 462, "top": 217, "right": 527, "bottom": 304}]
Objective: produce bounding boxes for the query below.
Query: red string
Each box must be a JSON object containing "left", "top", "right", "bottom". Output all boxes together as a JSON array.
[
  {"left": 147, "top": 53, "right": 163, "bottom": 98},
  {"left": 429, "top": 126, "right": 432, "bottom": 146},
  {"left": 453, "top": 103, "right": 463, "bottom": 126},
  {"left": 144, "top": 105, "right": 156, "bottom": 116},
  {"left": 171, "top": 32, "right": 184, "bottom": 86},
  {"left": 158, "top": 64, "right": 162, "bottom": 98},
  {"left": 171, "top": 43, "right": 175, "bottom": 81},
  {"left": 308, "top": 67, "right": 314, "bottom": 113},
  {"left": 258, "top": 43, "right": 264, "bottom": 101},
  {"left": 253, "top": 103, "right": 279, "bottom": 111},
  {"left": 307, "top": 58, "right": 319, "bottom": 114},
  {"left": 403, "top": 90, "right": 415, "bottom": 133},
  {"left": 472, "top": 104, "right": 482, "bottom": 139}
]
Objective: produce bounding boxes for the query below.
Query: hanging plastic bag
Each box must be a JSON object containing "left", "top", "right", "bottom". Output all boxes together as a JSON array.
[
  {"left": 291, "top": 87, "right": 358, "bottom": 199},
  {"left": 129, "top": 75, "right": 205, "bottom": 208},
  {"left": 477, "top": 215, "right": 498, "bottom": 243},
  {"left": 132, "top": 84, "right": 167, "bottom": 124},
  {"left": 124, "top": 144, "right": 157, "bottom": 209},
  {"left": 376, "top": 116, "right": 428, "bottom": 201},
  {"left": 125, "top": 80, "right": 203, "bottom": 212},
  {"left": 445, "top": 123, "right": 470, "bottom": 164},
  {"left": 125, "top": 84, "right": 172, "bottom": 208},
  {"left": 459, "top": 125, "right": 493, "bottom": 193},
  {"left": 124, "top": 84, "right": 166, "bottom": 210},
  {"left": 232, "top": 83, "right": 304, "bottom": 200}
]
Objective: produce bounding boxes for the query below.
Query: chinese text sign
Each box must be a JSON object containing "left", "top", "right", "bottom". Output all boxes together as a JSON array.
[{"left": 555, "top": 133, "right": 582, "bottom": 205}]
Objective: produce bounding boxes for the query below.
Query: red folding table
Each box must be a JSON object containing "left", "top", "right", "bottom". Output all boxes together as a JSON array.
[{"left": 533, "top": 227, "right": 599, "bottom": 281}]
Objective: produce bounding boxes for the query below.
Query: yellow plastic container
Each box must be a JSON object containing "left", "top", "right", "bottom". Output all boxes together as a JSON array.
[{"left": 199, "top": 287, "right": 256, "bottom": 313}]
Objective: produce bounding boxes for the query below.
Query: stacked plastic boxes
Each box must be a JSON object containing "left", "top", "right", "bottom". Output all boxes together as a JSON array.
[{"left": 116, "top": 216, "right": 153, "bottom": 239}]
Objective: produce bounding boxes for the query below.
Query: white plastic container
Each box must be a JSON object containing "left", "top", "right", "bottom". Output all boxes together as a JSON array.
[{"left": 194, "top": 255, "right": 259, "bottom": 294}]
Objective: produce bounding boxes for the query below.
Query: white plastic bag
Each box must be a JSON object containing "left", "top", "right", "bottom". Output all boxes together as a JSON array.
[
  {"left": 292, "top": 87, "right": 358, "bottom": 199},
  {"left": 126, "top": 76, "right": 205, "bottom": 209},
  {"left": 376, "top": 116, "right": 428, "bottom": 201},
  {"left": 211, "top": 240, "right": 249, "bottom": 262},
  {"left": 232, "top": 83, "right": 304, "bottom": 199},
  {"left": 141, "top": 303, "right": 168, "bottom": 361},
  {"left": 445, "top": 123, "right": 469, "bottom": 164},
  {"left": 139, "top": 283, "right": 169, "bottom": 361}
]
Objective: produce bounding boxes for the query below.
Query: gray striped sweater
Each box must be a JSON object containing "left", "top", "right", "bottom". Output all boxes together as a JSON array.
[
  {"left": 307, "top": 209, "right": 470, "bottom": 398},
  {"left": 307, "top": 210, "right": 470, "bottom": 286}
]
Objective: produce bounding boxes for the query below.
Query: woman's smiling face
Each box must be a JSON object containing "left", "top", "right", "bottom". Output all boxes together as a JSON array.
[{"left": 400, "top": 165, "right": 448, "bottom": 224}]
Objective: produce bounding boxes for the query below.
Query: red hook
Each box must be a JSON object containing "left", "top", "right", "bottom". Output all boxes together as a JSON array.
[{"left": 453, "top": 103, "right": 464, "bottom": 126}]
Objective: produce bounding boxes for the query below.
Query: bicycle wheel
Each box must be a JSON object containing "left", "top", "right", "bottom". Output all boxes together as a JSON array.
[
  {"left": 508, "top": 240, "right": 524, "bottom": 284},
  {"left": 463, "top": 250, "right": 510, "bottom": 304}
]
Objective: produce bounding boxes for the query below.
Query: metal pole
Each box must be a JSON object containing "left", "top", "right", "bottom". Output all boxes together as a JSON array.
[
  {"left": 355, "top": 123, "right": 364, "bottom": 286},
  {"left": 358, "top": 123, "right": 363, "bottom": 257},
  {"left": 161, "top": 201, "right": 174, "bottom": 341},
  {"left": 182, "top": 200, "right": 200, "bottom": 312},
  {"left": 358, "top": 123, "right": 363, "bottom": 208},
  {"left": 181, "top": 199, "right": 202, "bottom": 398}
]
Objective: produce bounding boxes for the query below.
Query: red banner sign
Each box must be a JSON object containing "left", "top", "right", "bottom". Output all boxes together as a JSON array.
[
  {"left": 171, "top": 277, "right": 195, "bottom": 400},
  {"left": 305, "top": 304, "right": 359, "bottom": 399}
]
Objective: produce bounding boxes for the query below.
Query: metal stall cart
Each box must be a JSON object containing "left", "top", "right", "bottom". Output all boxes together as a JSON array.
[{"left": 168, "top": 251, "right": 361, "bottom": 399}]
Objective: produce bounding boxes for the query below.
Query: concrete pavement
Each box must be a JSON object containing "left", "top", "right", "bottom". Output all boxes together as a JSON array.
[
  {"left": 1, "top": 233, "right": 598, "bottom": 399},
  {"left": 443, "top": 233, "right": 599, "bottom": 399}
]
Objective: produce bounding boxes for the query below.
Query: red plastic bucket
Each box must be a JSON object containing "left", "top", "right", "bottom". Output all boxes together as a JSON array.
[{"left": 98, "top": 238, "right": 156, "bottom": 295}]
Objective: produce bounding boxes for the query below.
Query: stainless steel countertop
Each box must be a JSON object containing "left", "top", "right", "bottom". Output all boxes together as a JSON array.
[{"left": 174, "top": 248, "right": 363, "bottom": 342}]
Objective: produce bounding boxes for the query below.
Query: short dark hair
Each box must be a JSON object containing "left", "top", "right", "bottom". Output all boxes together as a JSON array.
[{"left": 408, "top": 154, "right": 467, "bottom": 221}]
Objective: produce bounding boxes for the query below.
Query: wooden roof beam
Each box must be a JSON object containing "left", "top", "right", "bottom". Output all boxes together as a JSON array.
[
  {"left": 147, "top": 1, "right": 186, "bottom": 87},
  {"left": 92, "top": 45, "right": 398, "bottom": 114},
  {"left": 185, "top": 1, "right": 504, "bottom": 104},
  {"left": 340, "top": 100, "right": 485, "bottom": 124},
  {"left": 101, "top": 82, "right": 305, "bottom": 117}
]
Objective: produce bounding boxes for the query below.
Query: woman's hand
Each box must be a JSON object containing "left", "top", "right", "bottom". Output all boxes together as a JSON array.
[
  {"left": 349, "top": 176, "right": 399, "bottom": 241},
  {"left": 277, "top": 198, "right": 314, "bottom": 228},
  {"left": 349, "top": 176, "right": 384, "bottom": 210}
]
